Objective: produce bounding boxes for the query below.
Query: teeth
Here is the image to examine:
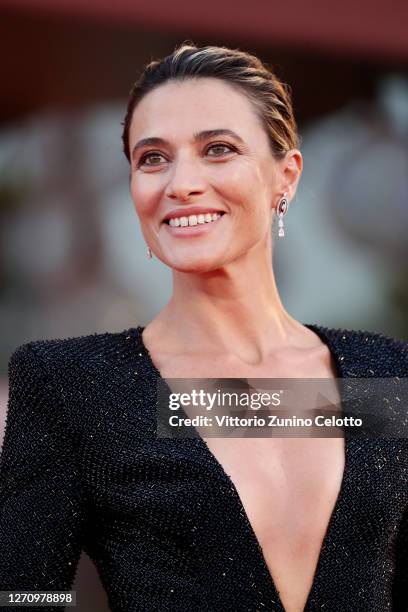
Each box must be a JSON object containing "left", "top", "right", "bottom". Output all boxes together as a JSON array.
[{"left": 168, "top": 212, "right": 223, "bottom": 227}]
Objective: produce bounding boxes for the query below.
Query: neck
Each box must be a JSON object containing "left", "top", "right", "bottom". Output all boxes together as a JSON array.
[{"left": 145, "top": 248, "right": 308, "bottom": 363}]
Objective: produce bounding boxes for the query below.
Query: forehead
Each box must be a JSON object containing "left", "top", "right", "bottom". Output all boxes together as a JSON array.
[{"left": 128, "top": 77, "right": 267, "bottom": 146}]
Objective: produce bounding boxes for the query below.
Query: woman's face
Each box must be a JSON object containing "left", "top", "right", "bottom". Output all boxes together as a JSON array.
[{"left": 128, "top": 77, "right": 300, "bottom": 272}]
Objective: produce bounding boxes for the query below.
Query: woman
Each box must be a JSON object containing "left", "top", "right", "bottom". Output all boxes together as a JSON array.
[{"left": 1, "top": 43, "right": 407, "bottom": 612}]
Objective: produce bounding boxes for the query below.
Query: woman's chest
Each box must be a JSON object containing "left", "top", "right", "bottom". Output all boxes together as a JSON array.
[
  {"left": 83, "top": 384, "right": 408, "bottom": 592},
  {"left": 202, "top": 436, "right": 346, "bottom": 611},
  {"left": 83, "top": 416, "right": 408, "bottom": 611}
]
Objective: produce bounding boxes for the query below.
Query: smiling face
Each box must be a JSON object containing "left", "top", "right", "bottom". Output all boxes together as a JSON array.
[{"left": 128, "top": 77, "right": 299, "bottom": 272}]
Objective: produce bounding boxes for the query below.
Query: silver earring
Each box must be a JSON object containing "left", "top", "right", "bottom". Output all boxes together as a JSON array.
[
  {"left": 146, "top": 245, "right": 152, "bottom": 259},
  {"left": 277, "top": 192, "right": 289, "bottom": 238}
]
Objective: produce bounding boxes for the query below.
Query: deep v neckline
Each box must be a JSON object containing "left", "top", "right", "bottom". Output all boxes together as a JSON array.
[{"left": 131, "top": 323, "right": 352, "bottom": 612}]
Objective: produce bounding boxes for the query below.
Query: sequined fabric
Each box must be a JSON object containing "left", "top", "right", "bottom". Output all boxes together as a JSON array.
[{"left": 0, "top": 325, "right": 407, "bottom": 611}]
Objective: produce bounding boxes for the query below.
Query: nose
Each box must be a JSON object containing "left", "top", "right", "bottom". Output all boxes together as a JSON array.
[{"left": 164, "top": 153, "right": 206, "bottom": 201}]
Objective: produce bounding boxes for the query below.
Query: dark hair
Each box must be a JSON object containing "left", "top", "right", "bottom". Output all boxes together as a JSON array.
[{"left": 121, "top": 41, "right": 299, "bottom": 163}]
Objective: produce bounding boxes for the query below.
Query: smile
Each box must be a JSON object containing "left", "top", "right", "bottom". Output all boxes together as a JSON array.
[
  {"left": 164, "top": 212, "right": 225, "bottom": 227},
  {"left": 162, "top": 212, "right": 226, "bottom": 237}
]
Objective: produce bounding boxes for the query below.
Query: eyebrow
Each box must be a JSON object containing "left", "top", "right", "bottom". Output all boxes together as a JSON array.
[{"left": 131, "top": 129, "right": 245, "bottom": 159}]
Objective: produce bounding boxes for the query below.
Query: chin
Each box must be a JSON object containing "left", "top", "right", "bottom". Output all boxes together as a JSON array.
[{"left": 165, "top": 255, "right": 223, "bottom": 274}]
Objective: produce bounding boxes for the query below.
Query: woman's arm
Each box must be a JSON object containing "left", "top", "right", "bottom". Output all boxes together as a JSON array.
[
  {"left": 393, "top": 502, "right": 408, "bottom": 610},
  {"left": 0, "top": 343, "right": 88, "bottom": 609}
]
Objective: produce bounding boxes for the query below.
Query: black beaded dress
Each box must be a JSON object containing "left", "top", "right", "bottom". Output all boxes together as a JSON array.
[{"left": 0, "top": 325, "right": 407, "bottom": 611}]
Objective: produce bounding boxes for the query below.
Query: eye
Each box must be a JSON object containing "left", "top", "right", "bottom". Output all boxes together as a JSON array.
[
  {"left": 206, "top": 143, "right": 236, "bottom": 157},
  {"left": 137, "top": 151, "right": 167, "bottom": 167},
  {"left": 136, "top": 142, "right": 236, "bottom": 169}
]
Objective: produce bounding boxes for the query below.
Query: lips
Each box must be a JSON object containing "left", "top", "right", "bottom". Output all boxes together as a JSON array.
[
  {"left": 162, "top": 212, "right": 225, "bottom": 237},
  {"left": 163, "top": 212, "right": 226, "bottom": 225},
  {"left": 162, "top": 207, "right": 226, "bottom": 223}
]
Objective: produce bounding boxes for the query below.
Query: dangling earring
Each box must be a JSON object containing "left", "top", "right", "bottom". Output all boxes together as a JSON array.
[
  {"left": 277, "top": 192, "right": 289, "bottom": 238},
  {"left": 146, "top": 245, "right": 152, "bottom": 259}
]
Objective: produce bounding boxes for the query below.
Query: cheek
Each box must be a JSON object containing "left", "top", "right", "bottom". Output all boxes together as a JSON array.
[
  {"left": 223, "top": 164, "right": 253, "bottom": 189},
  {"left": 130, "top": 175, "right": 159, "bottom": 218},
  {"left": 221, "top": 162, "right": 264, "bottom": 198},
  {"left": 219, "top": 165, "right": 269, "bottom": 215}
]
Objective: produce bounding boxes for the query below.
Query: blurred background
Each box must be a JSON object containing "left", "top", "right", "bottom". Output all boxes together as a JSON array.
[{"left": 0, "top": 0, "right": 407, "bottom": 609}]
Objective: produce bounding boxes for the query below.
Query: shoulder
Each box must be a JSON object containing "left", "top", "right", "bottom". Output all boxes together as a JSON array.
[
  {"left": 308, "top": 324, "right": 408, "bottom": 377},
  {"left": 8, "top": 327, "right": 137, "bottom": 392},
  {"left": 9, "top": 327, "right": 130, "bottom": 367}
]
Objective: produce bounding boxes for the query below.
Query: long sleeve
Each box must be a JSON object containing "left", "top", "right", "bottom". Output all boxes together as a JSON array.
[
  {"left": 393, "top": 504, "right": 408, "bottom": 610},
  {"left": 0, "top": 344, "right": 88, "bottom": 609}
]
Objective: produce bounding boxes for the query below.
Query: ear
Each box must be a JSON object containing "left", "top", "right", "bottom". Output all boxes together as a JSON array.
[{"left": 276, "top": 149, "right": 303, "bottom": 202}]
